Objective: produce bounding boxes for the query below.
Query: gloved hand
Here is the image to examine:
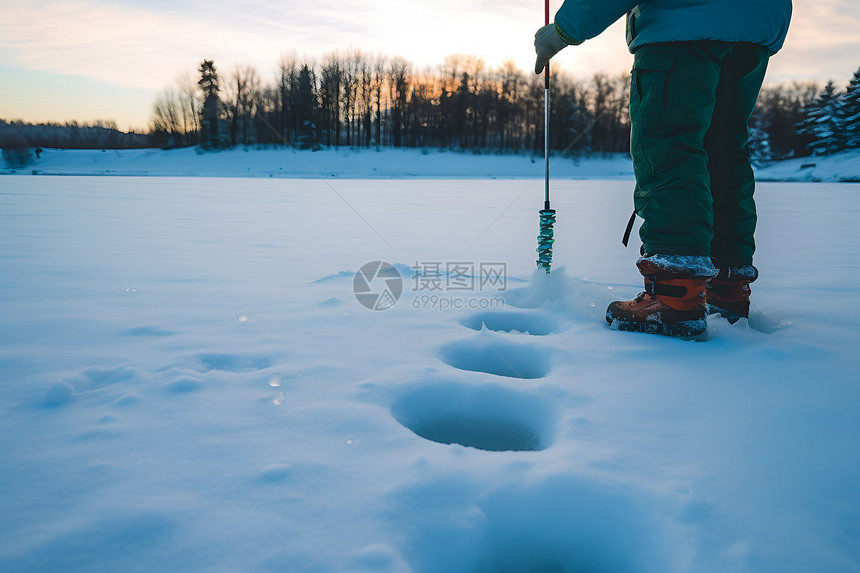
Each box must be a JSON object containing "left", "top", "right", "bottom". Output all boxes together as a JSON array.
[{"left": 534, "top": 23, "right": 567, "bottom": 74}]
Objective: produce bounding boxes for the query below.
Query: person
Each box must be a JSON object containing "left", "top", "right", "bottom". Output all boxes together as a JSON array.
[{"left": 534, "top": 0, "right": 792, "bottom": 338}]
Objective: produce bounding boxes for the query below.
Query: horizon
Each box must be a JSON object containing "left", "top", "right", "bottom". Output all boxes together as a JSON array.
[{"left": 1, "top": 0, "right": 858, "bottom": 131}]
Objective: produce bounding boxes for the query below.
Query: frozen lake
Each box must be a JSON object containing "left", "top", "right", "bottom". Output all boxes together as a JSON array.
[{"left": 1, "top": 176, "right": 859, "bottom": 572}]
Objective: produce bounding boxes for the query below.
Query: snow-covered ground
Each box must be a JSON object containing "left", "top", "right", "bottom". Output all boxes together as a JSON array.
[
  {"left": 11, "top": 147, "right": 635, "bottom": 180},
  {"left": 755, "top": 150, "right": 860, "bottom": 183},
  {"left": 4, "top": 146, "right": 860, "bottom": 181},
  {"left": 1, "top": 173, "right": 859, "bottom": 572}
]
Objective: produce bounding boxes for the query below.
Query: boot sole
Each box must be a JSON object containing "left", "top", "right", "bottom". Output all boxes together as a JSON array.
[
  {"left": 707, "top": 304, "right": 748, "bottom": 325},
  {"left": 607, "top": 316, "right": 708, "bottom": 340}
]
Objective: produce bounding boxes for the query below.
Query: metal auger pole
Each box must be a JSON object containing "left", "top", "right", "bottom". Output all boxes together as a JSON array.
[
  {"left": 544, "top": 0, "right": 551, "bottom": 211},
  {"left": 536, "top": 0, "right": 557, "bottom": 273}
]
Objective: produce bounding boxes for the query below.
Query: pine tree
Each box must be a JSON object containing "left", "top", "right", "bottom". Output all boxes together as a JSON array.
[
  {"left": 834, "top": 67, "right": 860, "bottom": 151},
  {"left": 198, "top": 59, "right": 223, "bottom": 150},
  {"left": 752, "top": 83, "right": 815, "bottom": 160},
  {"left": 748, "top": 125, "right": 772, "bottom": 165},
  {"left": 797, "top": 81, "right": 841, "bottom": 156}
]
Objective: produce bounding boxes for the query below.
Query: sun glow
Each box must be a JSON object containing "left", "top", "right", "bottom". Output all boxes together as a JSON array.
[{"left": 0, "top": 0, "right": 857, "bottom": 128}]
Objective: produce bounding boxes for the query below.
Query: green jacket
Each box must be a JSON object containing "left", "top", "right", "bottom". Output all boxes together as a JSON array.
[{"left": 555, "top": 0, "right": 792, "bottom": 55}]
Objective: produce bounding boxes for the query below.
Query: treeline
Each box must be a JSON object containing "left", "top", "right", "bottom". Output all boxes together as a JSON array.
[
  {"left": 151, "top": 52, "right": 632, "bottom": 154},
  {"left": 0, "top": 119, "right": 150, "bottom": 168},
  {"left": 750, "top": 67, "right": 860, "bottom": 163},
  {"left": 2, "top": 51, "right": 858, "bottom": 169},
  {"left": 0, "top": 119, "right": 148, "bottom": 150},
  {"left": 152, "top": 52, "right": 859, "bottom": 163}
]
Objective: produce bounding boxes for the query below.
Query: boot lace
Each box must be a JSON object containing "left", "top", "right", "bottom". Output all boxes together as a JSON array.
[{"left": 634, "top": 291, "right": 652, "bottom": 303}]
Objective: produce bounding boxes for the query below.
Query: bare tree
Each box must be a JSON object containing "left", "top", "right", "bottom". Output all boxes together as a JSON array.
[
  {"left": 150, "top": 87, "right": 183, "bottom": 147},
  {"left": 373, "top": 54, "right": 387, "bottom": 147},
  {"left": 319, "top": 52, "right": 342, "bottom": 146},
  {"left": 341, "top": 52, "right": 360, "bottom": 146},
  {"left": 177, "top": 71, "right": 200, "bottom": 145},
  {"left": 224, "top": 64, "right": 262, "bottom": 146},
  {"left": 389, "top": 56, "right": 410, "bottom": 147},
  {"left": 276, "top": 52, "right": 300, "bottom": 145}
]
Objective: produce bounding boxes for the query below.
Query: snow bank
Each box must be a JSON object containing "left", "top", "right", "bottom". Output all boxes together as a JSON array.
[
  {"left": 6, "top": 146, "right": 859, "bottom": 181},
  {"left": 755, "top": 149, "right": 860, "bottom": 182},
  {"left": 8, "top": 147, "right": 636, "bottom": 180}
]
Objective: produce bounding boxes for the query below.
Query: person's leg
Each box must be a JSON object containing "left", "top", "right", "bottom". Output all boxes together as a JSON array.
[
  {"left": 706, "top": 43, "right": 770, "bottom": 269},
  {"left": 630, "top": 41, "right": 731, "bottom": 256},
  {"left": 609, "top": 42, "right": 730, "bottom": 337},
  {"left": 704, "top": 43, "right": 769, "bottom": 322}
]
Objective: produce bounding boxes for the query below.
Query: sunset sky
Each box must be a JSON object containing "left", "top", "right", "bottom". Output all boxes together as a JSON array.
[{"left": 1, "top": 0, "right": 858, "bottom": 131}]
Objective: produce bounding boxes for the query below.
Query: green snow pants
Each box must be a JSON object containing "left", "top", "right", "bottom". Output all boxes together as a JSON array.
[{"left": 630, "top": 41, "right": 770, "bottom": 267}]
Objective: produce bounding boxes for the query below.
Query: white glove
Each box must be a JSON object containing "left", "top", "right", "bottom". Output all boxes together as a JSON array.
[{"left": 534, "top": 23, "right": 568, "bottom": 74}]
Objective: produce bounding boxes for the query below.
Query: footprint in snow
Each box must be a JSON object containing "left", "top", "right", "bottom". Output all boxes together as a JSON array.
[
  {"left": 77, "top": 366, "right": 138, "bottom": 390},
  {"left": 192, "top": 352, "right": 274, "bottom": 373},
  {"left": 391, "top": 475, "right": 668, "bottom": 572},
  {"left": 164, "top": 377, "right": 203, "bottom": 394},
  {"left": 459, "top": 310, "right": 560, "bottom": 336},
  {"left": 257, "top": 464, "right": 293, "bottom": 484},
  {"left": 438, "top": 337, "right": 551, "bottom": 379},
  {"left": 35, "top": 381, "right": 76, "bottom": 408},
  {"left": 37, "top": 366, "right": 139, "bottom": 407},
  {"left": 391, "top": 381, "right": 554, "bottom": 452},
  {"left": 120, "top": 325, "right": 175, "bottom": 337}
]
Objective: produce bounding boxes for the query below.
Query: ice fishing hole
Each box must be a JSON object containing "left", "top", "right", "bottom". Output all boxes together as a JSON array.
[
  {"left": 460, "top": 310, "right": 559, "bottom": 335},
  {"left": 439, "top": 338, "right": 551, "bottom": 379},
  {"left": 391, "top": 382, "right": 554, "bottom": 452}
]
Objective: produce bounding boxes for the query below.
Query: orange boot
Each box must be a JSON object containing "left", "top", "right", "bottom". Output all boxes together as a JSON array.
[
  {"left": 606, "top": 256, "right": 717, "bottom": 338},
  {"left": 707, "top": 265, "right": 757, "bottom": 324}
]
